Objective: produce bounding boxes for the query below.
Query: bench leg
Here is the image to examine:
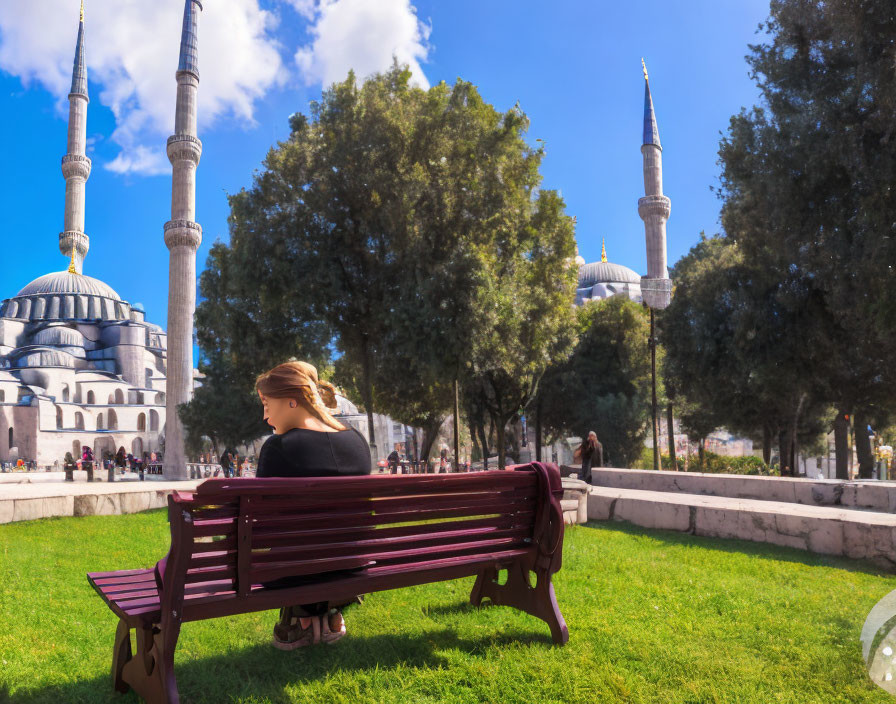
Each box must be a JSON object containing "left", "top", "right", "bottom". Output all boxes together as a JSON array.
[
  {"left": 470, "top": 561, "right": 569, "bottom": 645},
  {"left": 111, "top": 619, "right": 132, "bottom": 693},
  {"left": 119, "top": 621, "right": 182, "bottom": 703}
]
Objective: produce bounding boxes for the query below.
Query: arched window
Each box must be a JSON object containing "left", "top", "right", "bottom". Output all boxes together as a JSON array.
[
  {"left": 75, "top": 412, "right": 84, "bottom": 430},
  {"left": 0, "top": 390, "right": 5, "bottom": 402},
  {"left": 137, "top": 413, "right": 146, "bottom": 432},
  {"left": 62, "top": 384, "right": 70, "bottom": 403},
  {"left": 150, "top": 410, "right": 160, "bottom": 432},
  {"left": 145, "top": 369, "right": 153, "bottom": 388},
  {"left": 87, "top": 390, "right": 95, "bottom": 405},
  {"left": 114, "top": 389, "right": 124, "bottom": 405},
  {"left": 107, "top": 393, "right": 115, "bottom": 404},
  {"left": 72, "top": 440, "right": 81, "bottom": 458},
  {"left": 56, "top": 407, "right": 63, "bottom": 429},
  {"left": 96, "top": 413, "right": 104, "bottom": 430},
  {"left": 136, "top": 392, "right": 144, "bottom": 405},
  {"left": 8, "top": 427, "right": 13, "bottom": 448},
  {"left": 108, "top": 409, "right": 118, "bottom": 431}
]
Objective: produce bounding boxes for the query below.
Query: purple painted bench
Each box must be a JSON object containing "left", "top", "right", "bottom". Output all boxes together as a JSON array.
[{"left": 87, "top": 462, "right": 568, "bottom": 703}]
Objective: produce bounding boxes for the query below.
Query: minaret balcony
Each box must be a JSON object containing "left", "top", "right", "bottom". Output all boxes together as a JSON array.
[
  {"left": 166, "top": 134, "right": 202, "bottom": 165},
  {"left": 163, "top": 220, "right": 202, "bottom": 251},
  {"left": 59, "top": 230, "right": 89, "bottom": 257},
  {"left": 638, "top": 195, "right": 671, "bottom": 221},
  {"left": 61, "top": 154, "right": 92, "bottom": 180}
]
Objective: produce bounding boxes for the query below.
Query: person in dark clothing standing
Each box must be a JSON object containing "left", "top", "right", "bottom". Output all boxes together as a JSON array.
[
  {"left": 220, "top": 448, "right": 236, "bottom": 478},
  {"left": 574, "top": 431, "right": 603, "bottom": 485},
  {"left": 387, "top": 445, "right": 401, "bottom": 474},
  {"left": 256, "top": 360, "right": 371, "bottom": 649}
]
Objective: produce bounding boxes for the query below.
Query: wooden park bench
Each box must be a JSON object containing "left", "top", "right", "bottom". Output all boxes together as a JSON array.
[{"left": 87, "top": 461, "right": 568, "bottom": 703}]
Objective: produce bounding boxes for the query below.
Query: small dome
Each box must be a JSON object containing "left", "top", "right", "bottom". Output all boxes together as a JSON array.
[
  {"left": 31, "top": 325, "right": 85, "bottom": 348},
  {"left": 16, "top": 271, "right": 122, "bottom": 301},
  {"left": 578, "top": 261, "right": 642, "bottom": 288}
]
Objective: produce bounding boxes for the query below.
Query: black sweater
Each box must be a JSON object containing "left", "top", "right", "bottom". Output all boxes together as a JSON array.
[{"left": 256, "top": 427, "right": 371, "bottom": 478}]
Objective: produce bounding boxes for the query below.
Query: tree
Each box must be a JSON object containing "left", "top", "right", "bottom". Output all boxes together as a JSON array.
[
  {"left": 538, "top": 296, "right": 653, "bottom": 469},
  {"left": 184, "top": 65, "right": 577, "bottom": 461},
  {"left": 180, "top": 240, "right": 331, "bottom": 453},
  {"left": 717, "top": 0, "right": 896, "bottom": 476},
  {"left": 660, "top": 235, "right": 831, "bottom": 475},
  {"left": 465, "top": 187, "right": 579, "bottom": 469}
]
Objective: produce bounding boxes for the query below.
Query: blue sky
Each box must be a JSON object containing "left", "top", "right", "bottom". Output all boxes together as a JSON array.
[{"left": 0, "top": 0, "right": 770, "bottom": 333}]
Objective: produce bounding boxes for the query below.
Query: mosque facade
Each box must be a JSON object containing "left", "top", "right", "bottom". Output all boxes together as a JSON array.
[{"left": 0, "top": 5, "right": 170, "bottom": 466}]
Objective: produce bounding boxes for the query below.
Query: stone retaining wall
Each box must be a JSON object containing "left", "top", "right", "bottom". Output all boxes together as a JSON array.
[{"left": 590, "top": 468, "right": 896, "bottom": 512}]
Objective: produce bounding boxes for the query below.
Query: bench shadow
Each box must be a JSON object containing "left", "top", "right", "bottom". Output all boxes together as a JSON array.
[
  {"left": 578, "top": 520, "right": 892, "bottom": 577},
  {"left": 6, "top": 624, "right": 554, "bottom": 704}
]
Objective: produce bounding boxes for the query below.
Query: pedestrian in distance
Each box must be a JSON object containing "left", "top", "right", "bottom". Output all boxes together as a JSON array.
[{"left": 574, "top": 431, "right": 603, "bottom": 485}]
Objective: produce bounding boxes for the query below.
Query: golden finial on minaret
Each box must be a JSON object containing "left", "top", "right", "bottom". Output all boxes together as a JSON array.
[
  {"left": 67, "top": 250, "right": 78, "bottom": 274},
  {"left": 641, "top": 58, "right": 648, "bottom": 82},
  {"left": 80, "top": 0, "right": 84, "bottom": 22},
  {"left": 601, "top": 239, "right": 608, "bottom": 263}
]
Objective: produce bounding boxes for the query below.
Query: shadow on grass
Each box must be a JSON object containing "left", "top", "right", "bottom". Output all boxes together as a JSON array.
[
  {"left": 6, "top": 624, "right": 553, "bottom": 704},
  {"left": 578, "top": 520, "right": 892, "bottom": 576}
]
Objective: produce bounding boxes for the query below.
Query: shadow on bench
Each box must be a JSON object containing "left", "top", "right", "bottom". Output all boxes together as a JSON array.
[{"left": 87, "top": 462, "right": 568, "bottom": 704}]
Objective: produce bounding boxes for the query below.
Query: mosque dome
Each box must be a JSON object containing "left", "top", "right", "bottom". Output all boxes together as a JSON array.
[
  {"left": 31, "top": 324, "right": 86, "bottom": 348},
  {"left": 1, "top": 271, "right": 130, "bottom": 323},
  {"left": 16, "top": 271, "right": 122, "bottom": 301},
  {"left": 577, "top": 261, "right": 642, "bottom": 288},
  {"left": 574, "top": 240, "right": 643, "bottom": 306}
]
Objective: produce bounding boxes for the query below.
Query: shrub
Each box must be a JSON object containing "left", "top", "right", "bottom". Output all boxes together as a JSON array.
[{"left": 634, "top": 449, "right": 778, "bottom": 475}]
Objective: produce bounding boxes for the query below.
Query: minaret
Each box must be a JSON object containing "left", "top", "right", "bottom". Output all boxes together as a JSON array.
[
  {"left": 163, "top": 0, "right": 203, "bottom": 479},
  {"left": 60, "top": 0, "right": 90, "bottom": 274},
  {"left": 638, "top": 59, "right": 671, "bottom": 309},
  {"left": 601, "top": 239, "right": 608, "bottom": 263}
]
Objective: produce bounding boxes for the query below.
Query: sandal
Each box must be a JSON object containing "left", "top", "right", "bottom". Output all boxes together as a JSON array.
[
  {"left": 273, "top": 613, "right": 321, "bottom": 650},
  {"left": 320, "top": 610, "right": 346, "bottom": 644}
]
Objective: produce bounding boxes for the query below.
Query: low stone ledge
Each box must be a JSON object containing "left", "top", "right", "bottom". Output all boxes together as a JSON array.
[
  {"left": 587, "top": 486, "right": 896, "bottom": 571},
  {"left": 590, "top": 467, "right": 896, "bottom": 513},
  {"left": 561, "top": 477, "right": 589, "bottom": 524}
]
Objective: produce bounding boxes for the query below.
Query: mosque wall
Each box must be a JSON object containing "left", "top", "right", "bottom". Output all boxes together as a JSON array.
[{"left": 0, "top": 405, "right": 38, "bottom": 462}]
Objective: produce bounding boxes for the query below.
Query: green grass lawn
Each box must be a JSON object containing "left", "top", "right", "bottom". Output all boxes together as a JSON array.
[{"left": 1, "top": 510, "right": 893, "bottom": 704}]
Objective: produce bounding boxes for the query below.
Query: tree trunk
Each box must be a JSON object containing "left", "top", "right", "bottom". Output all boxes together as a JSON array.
[
  {"left": 698, "top": 438, "right": 705, "bottom": 470},
  {"left": 477, "top": 423, "right": 489, "bottom": 470},
  {"left": 360, "top": 344, "right": 376, "bottom": 449},
  {"left": 496, "top": 418, "right": 507, "bottom": 470},
  {"left": 778, "top": 429, "right": 793, "bottom": 477},
  {"left": 666, "top": 402, "right": 676, "bottom": 471},
  {"left": 854, "top": 409, "right": 874, "bottom": 479},
  {"left": 419, "top": 416, "right": 445, "bottom": 470},
  {"left": 833, "top": 410, "right": 850, "bottom": 480},
  {"left": 762, "top": 424, "right": 772, "bottom": 466},
  {"left": 453, "top": 377, "right": 460, "bottom": 472},
  {"left": 469, "top": 421, "right": 481, "bottom": 462},
  {"left": 535, "top": 399, "right": 543, "bottom": 462}
]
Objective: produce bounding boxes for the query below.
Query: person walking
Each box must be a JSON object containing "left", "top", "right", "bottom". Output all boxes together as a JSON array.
[
  {"left": 574, "top": 431, "right": 603, "bottom": 485},
  {"left": 439, "top": 448, "right": 450, "bottom": 473}
]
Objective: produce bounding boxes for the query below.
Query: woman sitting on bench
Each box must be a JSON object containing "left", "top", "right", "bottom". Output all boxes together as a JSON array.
[{"left": 255, "top": 361, "right": 371, "bottom": 649}]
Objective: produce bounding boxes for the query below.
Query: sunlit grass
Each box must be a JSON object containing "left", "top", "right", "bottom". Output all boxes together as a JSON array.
[{"left": 1, "top": 510, "right": 892, "bottom": 703}]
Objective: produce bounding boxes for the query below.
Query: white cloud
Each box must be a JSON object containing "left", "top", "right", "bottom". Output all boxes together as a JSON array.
[
  {"left": 0, "top": 0, "right": 287, "bottom": 175},
  {"left": 293, "top": 0, "right": 431, "bottom": 89}
]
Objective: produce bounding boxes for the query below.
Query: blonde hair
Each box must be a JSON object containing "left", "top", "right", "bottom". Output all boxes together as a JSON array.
[{"left": 255, "top": 361, "right": 346, "bottom": 431}]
